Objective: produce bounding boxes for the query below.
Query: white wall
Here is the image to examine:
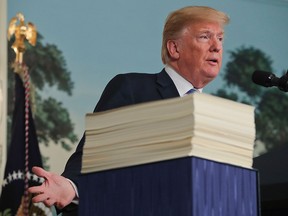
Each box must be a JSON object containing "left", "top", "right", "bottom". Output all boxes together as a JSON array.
[{"left": 0, "top": 0, "right": 8, "bottom": 191}]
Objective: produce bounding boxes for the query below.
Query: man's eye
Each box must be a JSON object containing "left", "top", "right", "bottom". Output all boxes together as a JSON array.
[
  {"left": 200, "top": 35, "right": 209, "bottom": 39},
  {"left": 218, "top": 36, "right": 224, "bottom": 42}
]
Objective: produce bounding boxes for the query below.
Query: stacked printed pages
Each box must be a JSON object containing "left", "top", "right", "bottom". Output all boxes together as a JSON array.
[{"left": 81, "top": 93, "right": 255, "bottom": 173}]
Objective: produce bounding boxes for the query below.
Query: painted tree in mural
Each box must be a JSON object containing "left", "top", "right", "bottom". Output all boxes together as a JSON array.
[
  {"left": 7, "top": 34, "right": 78, "bottom": 152},
  {"left": 215, "top": 46, "right": 288, "bottom": 151}
]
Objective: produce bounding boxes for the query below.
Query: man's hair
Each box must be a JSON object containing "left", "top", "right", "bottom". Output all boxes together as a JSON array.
[{"left": 161, "top": 6, "right": 230, "bottom": 64}]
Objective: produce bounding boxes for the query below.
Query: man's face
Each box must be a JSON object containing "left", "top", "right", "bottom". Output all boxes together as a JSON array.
[{"left": 172, "top": 21, "right": 224, "bottom": 88}]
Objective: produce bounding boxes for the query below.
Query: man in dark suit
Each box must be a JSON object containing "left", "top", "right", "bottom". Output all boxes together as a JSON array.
[{"left": 29, "top": 5, "right": 230, "bottom": 214}]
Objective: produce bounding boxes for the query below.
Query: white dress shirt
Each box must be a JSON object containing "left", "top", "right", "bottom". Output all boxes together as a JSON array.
[{"left": 165, "top": 65, "right": 202, "bottom": 96}]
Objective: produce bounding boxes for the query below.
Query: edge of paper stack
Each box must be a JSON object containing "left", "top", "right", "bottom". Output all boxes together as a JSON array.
[{"left": 81, "top": 93, "right": 255, "bottom": 173}]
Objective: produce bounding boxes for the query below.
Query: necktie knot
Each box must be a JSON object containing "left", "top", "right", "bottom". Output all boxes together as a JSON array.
[{"left": 186, "top": 88, "right": 197, "bottom": 95}]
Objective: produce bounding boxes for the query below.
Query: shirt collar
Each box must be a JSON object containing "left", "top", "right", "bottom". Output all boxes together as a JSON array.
[{"left": 164, "top": 65, "right": 202, "bottom": 97}]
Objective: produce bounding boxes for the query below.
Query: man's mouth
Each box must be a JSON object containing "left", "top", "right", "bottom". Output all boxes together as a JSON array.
[
  {"left": 208, "top": 58, "right": 218, "bottom": 62},
  {"left": 207, "top": 58, "right": 218, "bottom": 65}
]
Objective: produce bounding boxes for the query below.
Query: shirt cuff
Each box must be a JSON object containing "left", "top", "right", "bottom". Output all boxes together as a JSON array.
[{"left": 66, "top": 178, "right": 79, "bottom": 205}]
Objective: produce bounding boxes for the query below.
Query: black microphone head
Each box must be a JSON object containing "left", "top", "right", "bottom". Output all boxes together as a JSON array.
[{"left": 252, "top": 70, "right": 279, "bottom": 87}]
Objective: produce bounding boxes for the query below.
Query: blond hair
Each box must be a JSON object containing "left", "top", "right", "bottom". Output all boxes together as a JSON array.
[{"left": 161, "top": 6, "right": 230, "bottom": 64}]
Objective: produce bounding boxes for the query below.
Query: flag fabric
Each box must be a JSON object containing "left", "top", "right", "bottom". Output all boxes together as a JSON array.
[{"left": 0, "top": 72, "right": 49, "bottom": 215}]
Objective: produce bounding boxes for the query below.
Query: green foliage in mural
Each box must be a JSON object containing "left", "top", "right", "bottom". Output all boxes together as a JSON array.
[
  {"left": 7, "top": 34, "right": 78, "bottom": 153},
  {"left": 216, "top": 46, "right": 288, "bottom": 151}
]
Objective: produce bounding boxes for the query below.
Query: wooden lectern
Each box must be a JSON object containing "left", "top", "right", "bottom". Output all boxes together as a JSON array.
[{"left": 78, "top": 156, "right": 260, "bottom": 216}]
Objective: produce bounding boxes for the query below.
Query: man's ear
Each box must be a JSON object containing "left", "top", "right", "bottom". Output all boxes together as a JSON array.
[{"left": 166, "top": 40, "right": 180, "bottom": 60}]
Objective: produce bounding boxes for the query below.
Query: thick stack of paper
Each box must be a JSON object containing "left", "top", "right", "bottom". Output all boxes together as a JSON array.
[{"left": 81, "top": 93, "right": 255, "bottom": 173}]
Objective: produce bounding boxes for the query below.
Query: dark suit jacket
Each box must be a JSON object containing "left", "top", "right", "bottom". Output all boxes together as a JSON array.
[{"left": 60, "top": 69, "right": 179, "bottom": 215}]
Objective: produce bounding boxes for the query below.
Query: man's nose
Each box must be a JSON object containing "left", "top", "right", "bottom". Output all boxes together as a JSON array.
[{"left": 209, "top": 38, "right": 222, "bottom": 52}]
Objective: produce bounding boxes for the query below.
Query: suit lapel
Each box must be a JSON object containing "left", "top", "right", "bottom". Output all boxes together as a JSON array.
[{"left": 156, "top": 69, "right": 179, "bottom": 99}]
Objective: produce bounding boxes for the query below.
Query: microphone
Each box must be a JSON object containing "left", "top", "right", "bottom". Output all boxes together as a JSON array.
[{"left": 252, "top": 70, "right": 288, "bottom": 92}]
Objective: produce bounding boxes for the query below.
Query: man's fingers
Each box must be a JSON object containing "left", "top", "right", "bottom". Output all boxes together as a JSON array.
[
  {"left": 32, "top": 166, "right": 50, "bottom": 179},
  {"left": 31, "top": 193, "right": 49, "bottom": 203},
  {"left": 28, "top": 185, "right": 44, "bottom": 194},
  {"left": 44, "top": 198, "right": 56, "bottom": 207},
  {"left": 31, "top": 193, "right": 57, "bottom": 207},
  {"left": 55, "top": 202, "right": 66, "bottom": 210}
]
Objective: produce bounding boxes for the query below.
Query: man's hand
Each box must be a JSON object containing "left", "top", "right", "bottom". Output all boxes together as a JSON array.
[{"left": 28, "top": 166, "right": 76, "bottom": 209}]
